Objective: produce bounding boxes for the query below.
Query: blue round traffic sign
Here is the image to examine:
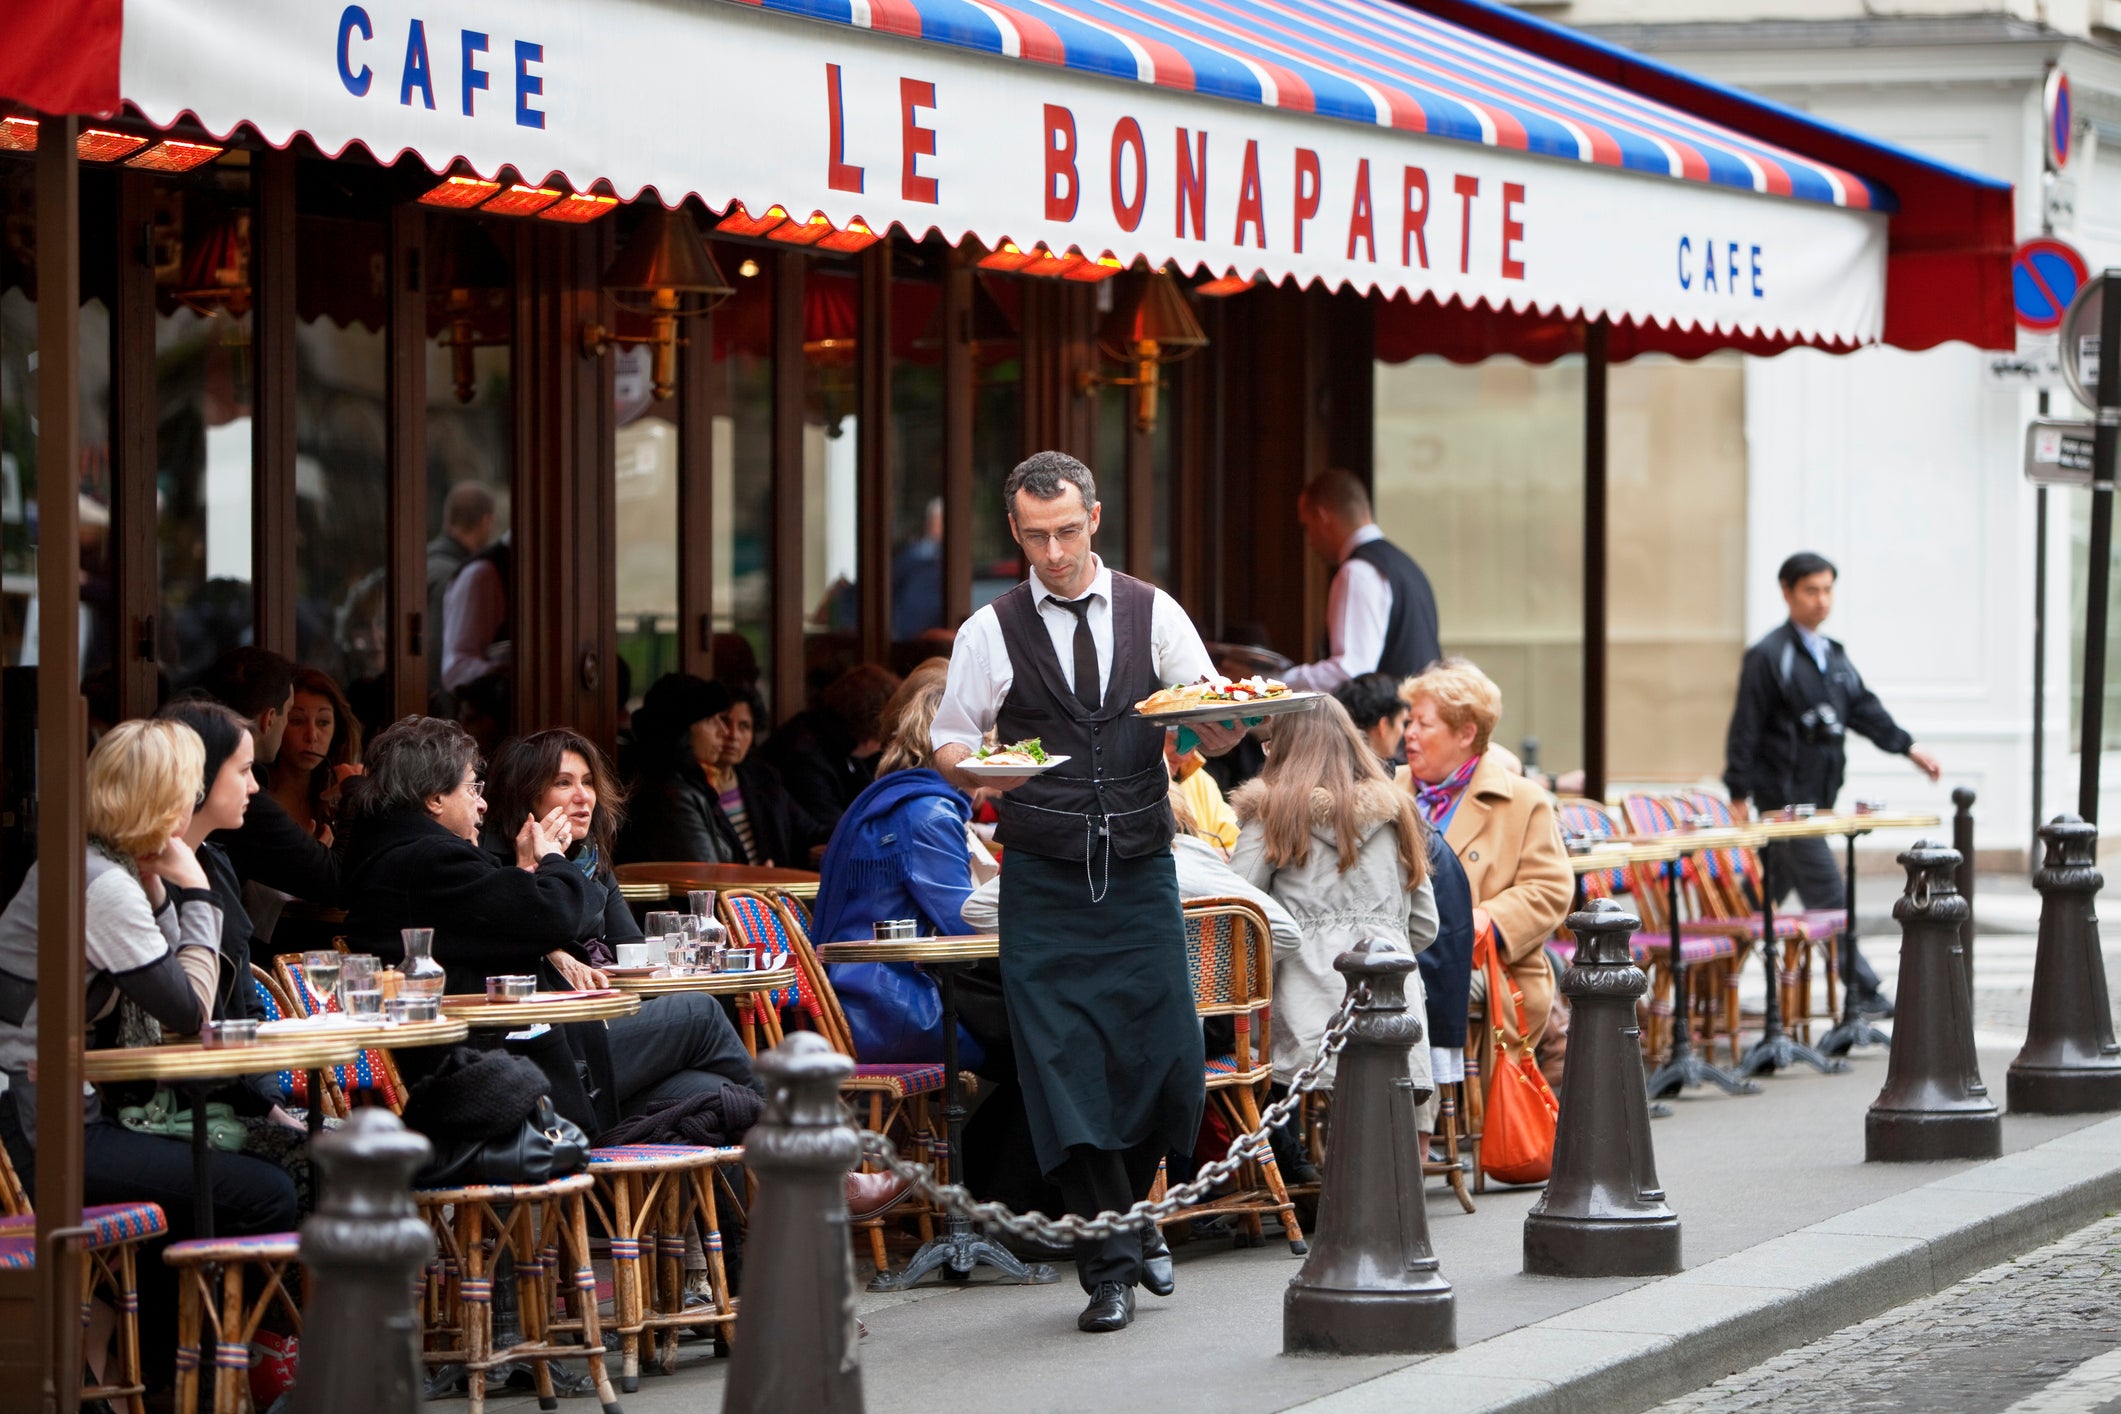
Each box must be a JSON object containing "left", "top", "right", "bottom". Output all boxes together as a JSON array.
[{"left": 2015, "top": 237, "right": 2089, "bottom": 332}]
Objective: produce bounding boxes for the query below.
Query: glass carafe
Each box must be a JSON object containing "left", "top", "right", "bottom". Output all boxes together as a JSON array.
[{"left": 400, "top": 928, "right": 447, "bottom": 999}]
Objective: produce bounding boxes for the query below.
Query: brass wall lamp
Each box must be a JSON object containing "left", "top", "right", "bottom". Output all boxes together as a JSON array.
[
  {"left": 581, "top": 207, "right": 733, "bottom": 401},
  {"left": 1077, "top": 270, "right": 1207, "bottom": 433}
]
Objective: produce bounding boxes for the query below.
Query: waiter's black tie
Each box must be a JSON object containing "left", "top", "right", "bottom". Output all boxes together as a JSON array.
[{"left": 1054, "top": 596, "right": 1102, "bottom": 712}]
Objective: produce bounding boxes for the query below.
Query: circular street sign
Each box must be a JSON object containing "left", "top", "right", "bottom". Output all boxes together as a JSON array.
[
  {"left": 2047, "top": 68, "right": 2073, "bottom": 172},
  {"left": 2017, "top": 238, "right": 2090, "bottom": 333},
  {"left": 2061, "top": 272, "right": 2109, "bottom": 410}
]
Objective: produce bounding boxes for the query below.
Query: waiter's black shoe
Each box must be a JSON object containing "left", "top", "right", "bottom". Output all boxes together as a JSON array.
[
  {"left": 1077, "top": 1281, "right": 1135, "bottom": 1332},
  {"left": 1141, "top": 1227, "right": 1174, "bottom": 1297}
]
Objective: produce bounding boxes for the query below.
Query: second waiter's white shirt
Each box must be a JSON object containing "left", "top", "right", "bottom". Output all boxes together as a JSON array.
[
  {"left": 1282, "top": 522, "right": 1394, "bottom": 693},
  {"left": 932, "top": 556, "right": 1216, "bottom": 753}
]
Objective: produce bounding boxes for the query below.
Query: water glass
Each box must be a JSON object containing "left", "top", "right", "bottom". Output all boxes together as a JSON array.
[
  {"left": 301, "top": 951, "right": 342, "bottom": 1011},
  {"left": 688, "top": 890, "right": 717, "bottom": 919}
]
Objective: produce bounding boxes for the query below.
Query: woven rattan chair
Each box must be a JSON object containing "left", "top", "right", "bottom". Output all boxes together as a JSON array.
[
  {"left": 582, "top": 1142, "right": 745, "bottom": 1388},
  {"left": 0, "top": 1144, "right": 165, "bottom": 1414},
  {"left": 1148, "top": 899, "right": 1305, "bottom": 1254},
  {"left": 163, "top": 1232, "right": 304, "bottom": 1414},
  {"left": 269, "top": 955, "right": 405, "bottom": 1110},
  {"left": 723, "top": 888, "right": 945, "bottom": 1273}
]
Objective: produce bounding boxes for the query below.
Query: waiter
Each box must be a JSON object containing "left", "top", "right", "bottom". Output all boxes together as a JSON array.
[
  {"left": 1281, "top": 468, "right": 1440, "bottom": 690},
  {"left": 1724, "top": 551, "right": 1943, "bottom": 1017},
  {"left": 933, "top": 451, "right": 1241, "bottom": 1334}
]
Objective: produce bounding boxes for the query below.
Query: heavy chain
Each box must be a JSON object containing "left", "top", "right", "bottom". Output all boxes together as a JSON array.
[{"left": 854, "top": 982, "right": 1370, "bottom": 1245}]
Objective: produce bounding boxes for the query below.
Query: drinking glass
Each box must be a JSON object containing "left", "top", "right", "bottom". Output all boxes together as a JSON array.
[
  {"left": 301, "top": 951, "right": 342, "bottom": 1012},
  {"left": 339, "top": 953, "right": 379, "bottom": 1009},
  {"left": 688, "top": 890, "right": 717, "bottom": 919},
  {"left": 343, "top": 982, "right": 385, "bottom": 1019}
]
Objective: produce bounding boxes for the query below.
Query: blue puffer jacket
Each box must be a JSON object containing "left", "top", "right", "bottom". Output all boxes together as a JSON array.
[{"left": 812, "top": 769, "right": 985, "bottom": 1069}]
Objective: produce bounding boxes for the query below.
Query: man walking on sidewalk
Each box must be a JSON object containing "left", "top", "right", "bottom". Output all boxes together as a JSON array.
[{"left": 1723, "top": 551, "right": 1943, "bottom": 1016}]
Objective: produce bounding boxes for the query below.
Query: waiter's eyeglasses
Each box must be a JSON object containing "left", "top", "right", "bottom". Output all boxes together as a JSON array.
[{"left": 1019, "top": 523, "right": 1087, "bottom": 551}]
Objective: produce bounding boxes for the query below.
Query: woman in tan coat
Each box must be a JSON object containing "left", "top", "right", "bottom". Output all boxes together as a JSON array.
[{"left": 1398, "top": 660, "right": 1573, "bottom": 1046}]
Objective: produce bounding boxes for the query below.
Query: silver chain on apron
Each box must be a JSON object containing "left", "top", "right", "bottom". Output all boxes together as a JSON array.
[{"left": 1003, "top": 762, "right": 1170, "bottom": 903}]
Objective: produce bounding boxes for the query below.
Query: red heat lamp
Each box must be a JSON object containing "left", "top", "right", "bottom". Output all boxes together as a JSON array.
[
  {"left": 581, "top": 207, "right": 734, "bottom": 401},
  {"left": 1078, "top": 270, "right": 1208, "bottom": 433}
]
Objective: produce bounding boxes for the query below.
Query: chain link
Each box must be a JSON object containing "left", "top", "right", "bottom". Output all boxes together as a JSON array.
[{"left": 854, "top": 982, "right": 1371, "bottom": 1245}]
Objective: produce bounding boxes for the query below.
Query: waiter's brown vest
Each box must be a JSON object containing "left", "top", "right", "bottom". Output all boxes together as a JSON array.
[{"left": 992, "top": 573, "right": 1175, "bottom": 862}]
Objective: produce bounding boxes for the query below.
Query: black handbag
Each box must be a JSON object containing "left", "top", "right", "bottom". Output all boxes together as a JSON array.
[{"left": 415, "top": 1096, "right": 590, "bottom": 1189}]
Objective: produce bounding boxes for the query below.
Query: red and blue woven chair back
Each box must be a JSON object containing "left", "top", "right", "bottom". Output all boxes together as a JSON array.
[
  {"left": 1557, "top": 798, "right": 1628, "bottom": 899},
  {"left": 1677, "top": 789, "right": 1764, "bottom": 901},
  {"left": 246, "top": 972, "right": 309, "bottom": 1107},
  {"left": 274, "top": 956, "right": 401, "bottom": 1108},
  {"left": 722, "top": 891, "right": 811, "bottom": 1017}
]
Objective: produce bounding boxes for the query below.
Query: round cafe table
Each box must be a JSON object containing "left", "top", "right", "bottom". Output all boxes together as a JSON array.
[
  {"left": 606, "top": 967, "right": 797, "bottom": 1054},
  {"left": 613, "top": 863, "right": 821, "bottom": 901},
  {"left": 439, "top": 991, "right": 642, "bottom": 1029},
  {"left": 814, "top": 935, "right": 1056, "bottom": 1291},
  {"left": 255, "top": 1016, "right": 472, "bottom": 1139},
  {"left": 84, "top": 1032, "right": 362, "bottom": 1238}
]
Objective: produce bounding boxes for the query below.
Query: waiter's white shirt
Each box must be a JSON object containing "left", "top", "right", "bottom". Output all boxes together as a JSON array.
[
  {"left": 1283, "top": 523, "right": 1392, "bottom": 693},
  {"left": 932, "top": 556, "right": 1216, "bottom": 752}
]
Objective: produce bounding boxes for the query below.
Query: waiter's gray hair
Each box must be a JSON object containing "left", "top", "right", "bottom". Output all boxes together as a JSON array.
[{"left": 1005, "top": 451, "right": 1098, "bottom": 515}]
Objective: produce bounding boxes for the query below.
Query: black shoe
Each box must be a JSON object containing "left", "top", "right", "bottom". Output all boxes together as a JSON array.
[
  {"left": 1140, "top": 1226, "right": 1174, "bottom": 1297},
  {"left": 1077, "top": 1281, "right": 1135, "bottom": 1332},
  {"left": 1852, "top": 993, "right": 1895, "bottom": 1019}
]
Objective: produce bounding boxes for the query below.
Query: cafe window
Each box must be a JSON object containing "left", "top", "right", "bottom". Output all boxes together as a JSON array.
[
  {"left": 801, "top": 265, "right": 859, "bottom": 701},
  {"left": 1375, "top": 354, "right": 1585, "bottom": 772},
  {"left": 153, "top": 162, "right": 256, "bottom": 691},
  {"left": 614, "top": 330, "right": 679, "bottom": 713},
  {"left": 891, "top": 246, "right": 946, "bottom": 649},
  {"left": 969, "top": 276, "right": 1025, "bottom": 611},
  {"left": 424, "top": 217, "right": 514, "bottom": 750},
  {"left": 292, "top": 192, "right": 390, "bottom": 735},
  {"left": 708, "top": 243, "right": 774, "bottom": 704}
]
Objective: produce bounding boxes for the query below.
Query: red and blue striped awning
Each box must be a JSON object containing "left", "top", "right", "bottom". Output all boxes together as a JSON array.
[{"left": 740, "top": 0, "right": 1885, "bottom": 212}]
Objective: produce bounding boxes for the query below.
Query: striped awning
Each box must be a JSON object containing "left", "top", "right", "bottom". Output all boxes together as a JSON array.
[{"left": 747, "top": 0, "right": 1884, "bottom": 213}]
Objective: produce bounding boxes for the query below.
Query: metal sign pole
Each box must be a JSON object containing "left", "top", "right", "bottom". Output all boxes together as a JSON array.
[{"left": 2080, "top": 270, "right": 2121, "bottom": 823}]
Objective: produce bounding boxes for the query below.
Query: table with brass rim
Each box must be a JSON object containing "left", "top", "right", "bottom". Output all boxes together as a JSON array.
[
  {"left": 85, "top": 1033, "right": 365, "bottom": 1237},
  {"left": 814, "top": 935, "right": 1054, "bottom": 1291},
  {"left": 604, "top": 965, "right": 797, "bottom": 997},
  {"left": 1567, "top": 838, "right": 1681, "bottom": 875},
  {"left": 256, "top": 1016, "right": 471, "bottom": 1050},
  {"left": 439, "top": 992, "right": 643, "bottom": 1028}
]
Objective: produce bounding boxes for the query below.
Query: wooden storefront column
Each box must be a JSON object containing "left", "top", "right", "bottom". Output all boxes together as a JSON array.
[
  {"left": 771, "top": 252, "right": 807, "bottom": 719},
  {"left": 110, "top": 171, "right": 161, "bottom": 724},
  {"left": 857, "top": 240, "right": 892, "bottom": 666},
  {"left": 1021, "top": 281, "right": 1096, "bottom": 460},
  {"left": 677, "top": 302, "right": 716, "bottom": 681},
  {"left": 32, "top": 114, "right": 86, "bottom": 1411},
  {"left": 249, "top": 147, "right": 299, "bottom": 658},
  {"left": 513, "top": 221, "right": 617, "bottom": 748},
  {"left": 940, "top": 253, "right": 974, "bottom": 627},
  {"left": 1582, "top": 318, "right": 1610, "bottom": 803},
  {"left": 386, "top": 207, "right": 429, "bottom": 720}
]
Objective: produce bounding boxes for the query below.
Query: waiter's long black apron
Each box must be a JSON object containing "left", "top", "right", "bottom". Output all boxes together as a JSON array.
[{"left": 987, "top": 572, "right": 1205, "bottom": 1178}]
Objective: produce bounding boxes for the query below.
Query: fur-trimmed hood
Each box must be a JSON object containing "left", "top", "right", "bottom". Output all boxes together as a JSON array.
[{"left": 1229, "top": 777, "right": 1408, "bottom": 842}]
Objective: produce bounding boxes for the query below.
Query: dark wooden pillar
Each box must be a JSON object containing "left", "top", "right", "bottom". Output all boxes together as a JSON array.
[
  {"left": 677, "top": 302, "right": 716, "bottom": 681},
  {"left": 250, "top": 147, "right": 299, "bottom": 658},
  {"left": 513, "top": 221, "right": 616, "bottom": 747},
  {"left": 110, "top": 171, "right": 160, "bottom": 722},
  {"left": 33, "top": 113, "right": 85, "bottom": 1411},
  {"left": 940, "top": 255, "right": 974, "bottom": 627},
  {"left": 386, "top": 206, "right": 429, "bottom": 720},
  {"left": 1022, "top": 282, "right": 1096, "bottom": 459},
  {"left": 771, "top": 252, "right": 807, "bottom": 719},
  {"left": 857, "top": 240, "right": 892, "bottom": 665},
  {"left": 1583, "top": 319, "right": 1610, "bottom": 802}
]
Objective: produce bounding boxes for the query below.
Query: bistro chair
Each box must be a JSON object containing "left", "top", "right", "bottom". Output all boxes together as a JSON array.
[
  {"left": 1149, "top": 899, "right": 1306, "bottom": 1253},
  {"left": 270, "top": 955, "right": 405, "bottom": 1111},
  {"left": 0, "top": 1146, "right": 166, "bottom": 1414},
  {"left": 722, "top": 888, "right": 948, "bottom": 1273},
  {"left": 581, "top": 1142, "right": 745, "bottom": 1389},
  {"left": 247, "top": 964, "right": 347, "bottom": 1121},
  {"left": 163, "top": 1232, "right": 305, "bottom": 1414}
]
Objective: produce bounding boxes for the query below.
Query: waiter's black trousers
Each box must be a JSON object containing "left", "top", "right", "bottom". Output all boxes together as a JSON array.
[
  {"left": 1056, "top": 1140, "right": 1165, "bottom": 1291},
  {"left": 1769, "top": 836, "right": 1883, "bottom": 999}
]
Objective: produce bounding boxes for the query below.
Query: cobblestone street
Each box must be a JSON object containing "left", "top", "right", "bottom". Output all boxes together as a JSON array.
[{"left": 1656, "top": 1212, "right": 2121, "bottom": 1414}]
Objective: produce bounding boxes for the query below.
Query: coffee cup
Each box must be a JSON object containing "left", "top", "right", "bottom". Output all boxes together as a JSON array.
[{"left": 614, "top": 942, "right": 651, "bottom": 969}]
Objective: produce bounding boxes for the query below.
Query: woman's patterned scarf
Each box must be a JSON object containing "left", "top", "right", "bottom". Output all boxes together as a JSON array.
[{"left": 1414, "top": 753, "right": 1482, "bottom": 826}]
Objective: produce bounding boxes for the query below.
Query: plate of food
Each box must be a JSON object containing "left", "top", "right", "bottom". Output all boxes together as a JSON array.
[
  {"left": 1133, "top": 675, "right": 1325, "bottom": 724},
  {"left": 957, "top": 738, "right": 1072, "bottom": 777}
]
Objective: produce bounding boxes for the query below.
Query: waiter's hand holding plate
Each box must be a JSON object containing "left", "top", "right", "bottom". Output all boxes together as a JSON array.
[{"left": 951, "top": 738, "right": 1071, "bottom": 792}]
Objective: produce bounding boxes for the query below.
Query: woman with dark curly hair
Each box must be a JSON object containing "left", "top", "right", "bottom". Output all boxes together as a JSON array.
[{"left": 265, "top": 667, "right": 363, "bottom": 842}]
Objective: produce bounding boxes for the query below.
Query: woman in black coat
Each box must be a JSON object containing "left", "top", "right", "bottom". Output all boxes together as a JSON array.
[{"left": 618, "top": 675, "right": 824, "bottom": 867}]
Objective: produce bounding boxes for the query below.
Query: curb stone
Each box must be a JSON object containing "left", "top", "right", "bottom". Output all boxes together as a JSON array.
[{"left": 1290, "top": 1114, "right": 2121, "bottom": 1414}]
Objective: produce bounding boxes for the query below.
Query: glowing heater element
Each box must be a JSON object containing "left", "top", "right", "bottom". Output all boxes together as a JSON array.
[
  {"left": 538, "top": 192, "right": 620, "bottom": 223},
  {"left": 477, "top": 184, "right": 564, "bottom": 218},
  {"left": 715, "top": 204, "right": 790, "bottom": 238},
  {"left": 419, "top": 176, "right": 504, "bottom": 210},
  {"left": 75, "top": 129, "right": 151, "bottom": 162},
  {"left": 1192, "top": 274, "right": 1256, "bottom": 297},
  {"left": 0, "top": 118, "right": 38, "bottom": 152},
  {"left": 1063, "top": 254, "right": 1126, "bottom": 283},
  {"left": 816, "top": 219, "right": 881, "bottom": 254},
  {"left": 125, "top": 139, "right": 225, "bottom": 173},
  {"left": 767, "top": 213, "right": 835, "bottom": 247}
]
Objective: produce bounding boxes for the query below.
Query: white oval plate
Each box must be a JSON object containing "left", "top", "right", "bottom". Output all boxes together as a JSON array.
[{"left": 958, "top": 754, "right": 1072, "bottom": 777}]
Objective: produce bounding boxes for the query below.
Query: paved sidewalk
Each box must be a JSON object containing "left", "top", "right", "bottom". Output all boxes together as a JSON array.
[{"left": 1652, "top": 1211, "right": 2121, "bottom": 1413}]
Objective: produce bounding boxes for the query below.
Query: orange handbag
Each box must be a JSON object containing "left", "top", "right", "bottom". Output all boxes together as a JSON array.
[{"left": 1475, "top": 921, "right": 1558, "bottom": 1186}]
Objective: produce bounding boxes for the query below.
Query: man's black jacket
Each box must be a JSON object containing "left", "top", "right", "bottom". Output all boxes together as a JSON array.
[{"left": 1723, "top": 621, "right": 1912, "bottom": 810}]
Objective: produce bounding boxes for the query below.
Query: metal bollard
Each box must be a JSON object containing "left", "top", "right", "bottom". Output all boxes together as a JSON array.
[
  {"left": 723, "top": 1033, "right": 863, "bottom": 1414},
  {"left": 290, "top": 1109, "right": 435, "bottom": 1414},
  {"left": 1524, "top": 899, "right": 1681, "bottom": 1277},
  {"left": 1284, "top": 940, "right": 1455, "bottom": 1356},
  {"left": 2007, "top": 815, "right": 2121, "bottom": 1113},
  {"left": 1953, "top": 786, "right": 1977, "bottom": 992},
  {"left": 1865, "top": 842, "right": 2000, "bottom": 1162}
]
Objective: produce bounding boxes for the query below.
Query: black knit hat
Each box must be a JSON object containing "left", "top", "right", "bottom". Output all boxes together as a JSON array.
[
  {"left": 634, "top": 673, "right": 733, "bottom": 767},
  {"left": 401, "top": 1046, "right": 551, "bottom": 1143}
]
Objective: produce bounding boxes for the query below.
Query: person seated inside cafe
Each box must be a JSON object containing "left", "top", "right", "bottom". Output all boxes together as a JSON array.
[
  {"left": 707, "top": 687, "right": 830, "bottom": 869},
  {"left": 0, "top": 719, "right": 300, "bottom": 1388},
  {"left": 620, "top": 674, "right": 749, "bottom": 864},
  {"left": 762, "top": 662, "right": 900, "bottom": 833},
  {"left": 264, "top": 666, "right": 364, "bottom": 845},
  {"left": 341, "top": 716, "right": 762, "bottom": 1136},
  {"left": 195, "top": 646, "right": 341, "bottom": 908},
  {"left": 480, "top": 727, "right": 759, "bottom": 1123}
]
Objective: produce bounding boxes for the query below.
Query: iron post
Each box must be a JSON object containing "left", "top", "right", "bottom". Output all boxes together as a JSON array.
[
  {"left": 2007, "top": 815, "right": 2121, "bottom": 1112},
  {"left": 1953, "top": 786, "right": 1977, "bottom": 992}
]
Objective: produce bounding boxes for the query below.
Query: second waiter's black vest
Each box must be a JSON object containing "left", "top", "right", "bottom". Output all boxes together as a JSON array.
[
  {"left": 992, "top": 573, "right": 1176, "bottom": 863},
  {"left": 1345, "top": 536, "right": 1440, "bottom": 680}
]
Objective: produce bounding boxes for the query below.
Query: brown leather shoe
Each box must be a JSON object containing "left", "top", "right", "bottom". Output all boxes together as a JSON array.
[{"left": 845, "top": 1170, "right": 914, "bottom": 1222}]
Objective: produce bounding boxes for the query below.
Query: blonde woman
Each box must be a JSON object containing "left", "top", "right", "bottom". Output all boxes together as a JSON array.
[
  {"left": 0, "top": 719, "right": 300, "bottom": 1387},
  {"left": 1230, "top": 697, "right": 1439, "bottom": 1091},
  {"left": 1398, "top": 658, "right": 1572, "bottom": 1048}
]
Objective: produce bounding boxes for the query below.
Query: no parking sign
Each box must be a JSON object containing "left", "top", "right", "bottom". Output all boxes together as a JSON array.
[{"left": 2015, "top": 238, "right": 2089, "bottom": 333}]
